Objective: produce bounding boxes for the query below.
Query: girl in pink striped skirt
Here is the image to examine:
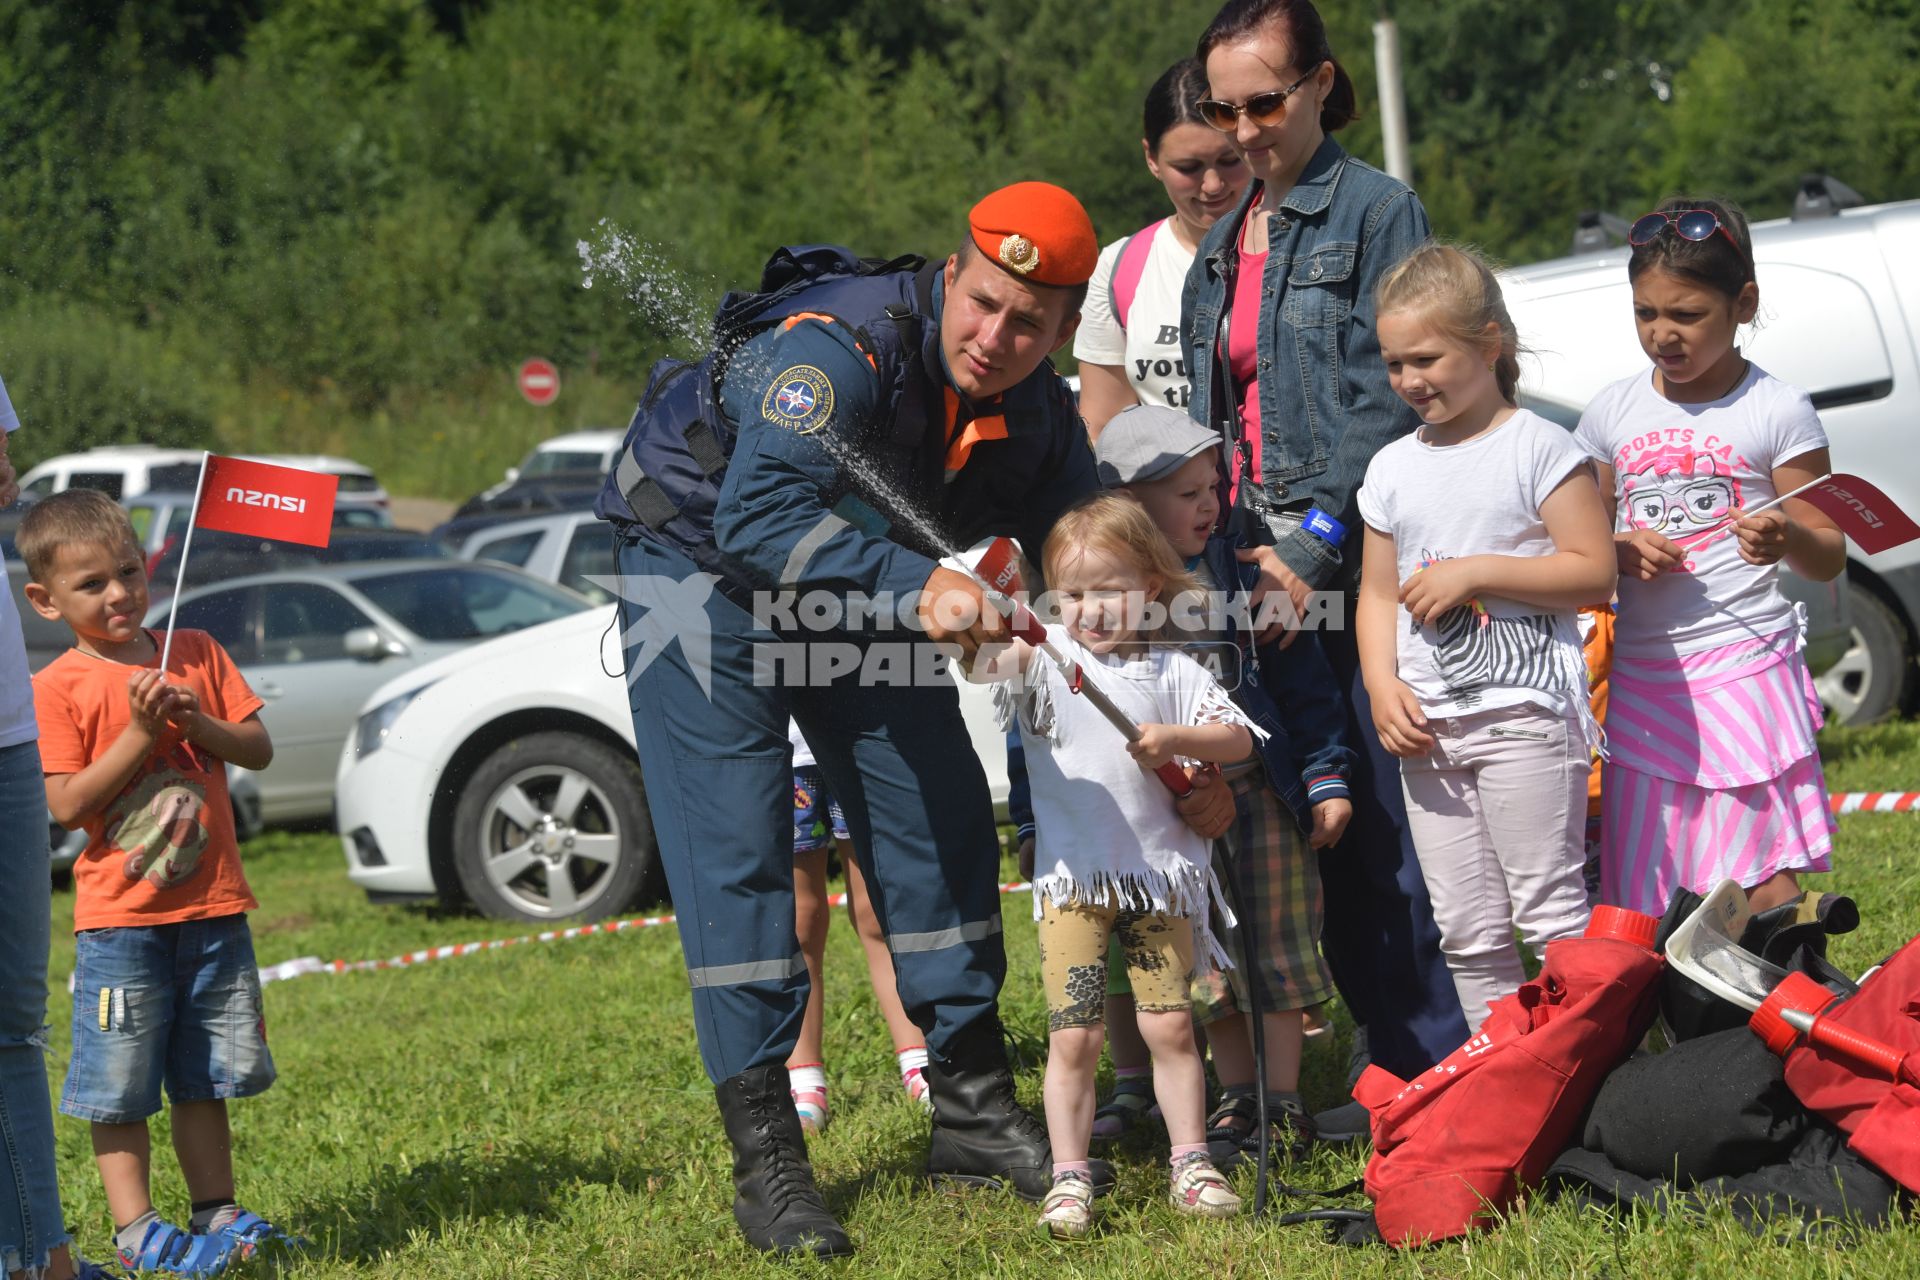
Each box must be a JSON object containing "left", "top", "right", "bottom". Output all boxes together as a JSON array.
[{"left": 1573, "top": 197, "right": 1848, "bottom": 915}]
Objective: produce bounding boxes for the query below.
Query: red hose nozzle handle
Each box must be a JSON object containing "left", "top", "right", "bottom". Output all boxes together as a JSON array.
[{"left": 1751, "top": 970, "right": 1918, "bottom": 1084}]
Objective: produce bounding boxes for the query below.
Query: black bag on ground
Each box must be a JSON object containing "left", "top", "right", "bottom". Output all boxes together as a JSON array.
[{"left": 1548, "top": 1026, "right": 1902, "bottom": 1232}]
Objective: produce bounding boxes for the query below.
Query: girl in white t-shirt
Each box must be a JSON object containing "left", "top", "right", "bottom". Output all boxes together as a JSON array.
[
  {"left": 986, "top": 494, "right": 1254, "bottom": 1237},
  {"left": 1075, "top": 58, "right": 1251, "bottom": 437},
  {"left": 1355, "top": 244, "right": 1615, "bottom": 1031},
  {"left": 1573, "top": 198, "right": 1847, "bottom": 917}
]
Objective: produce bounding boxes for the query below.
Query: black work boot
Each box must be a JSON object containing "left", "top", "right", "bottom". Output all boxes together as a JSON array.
[
  {"left": 924, "top": 1016, "right": 1114, "bottom": 1201},
  {"left": 713, "top": 1064, "right": 854, "bottom": 1259}
]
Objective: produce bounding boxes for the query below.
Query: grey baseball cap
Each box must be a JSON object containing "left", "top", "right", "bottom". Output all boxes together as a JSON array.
[{"left": 1094, "top": 404, "right": 1223, "bottom": 487}]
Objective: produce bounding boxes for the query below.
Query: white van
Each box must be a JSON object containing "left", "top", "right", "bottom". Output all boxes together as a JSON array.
[
  {"left": 16, "top": 445, "right": 206, "bottom": 502},
  {"left": 1500, "top": 197, "right": 1920, "bottom": 724}
]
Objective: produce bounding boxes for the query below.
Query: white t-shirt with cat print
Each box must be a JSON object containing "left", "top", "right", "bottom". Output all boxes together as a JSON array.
[{"left": 1574, "top": 363, "right": 1828, "bottom": 660}]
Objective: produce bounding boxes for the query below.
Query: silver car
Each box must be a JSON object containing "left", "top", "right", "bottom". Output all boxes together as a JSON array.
[{"left": 147, "top": 560, "right": 590, "bottom": 824}]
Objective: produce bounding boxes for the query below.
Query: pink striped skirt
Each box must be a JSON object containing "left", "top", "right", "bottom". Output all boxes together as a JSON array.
[{"left": 1599, "top": 625, "right": 1834, "bottom": 916}]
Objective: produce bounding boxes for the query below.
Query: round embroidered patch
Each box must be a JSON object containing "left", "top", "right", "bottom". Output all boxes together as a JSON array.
[{"left": 762, "top": 365, "right": 834, "bottom": 433}]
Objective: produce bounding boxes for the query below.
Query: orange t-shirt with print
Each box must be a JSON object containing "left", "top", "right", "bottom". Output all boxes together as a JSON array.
[{"left": 33, "top": 629, "right": 264, "bottom": 932}]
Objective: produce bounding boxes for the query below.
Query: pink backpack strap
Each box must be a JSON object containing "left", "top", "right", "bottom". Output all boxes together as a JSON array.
[{"left": 1109, "top": 218, "right": 1166, "bottom": 332}]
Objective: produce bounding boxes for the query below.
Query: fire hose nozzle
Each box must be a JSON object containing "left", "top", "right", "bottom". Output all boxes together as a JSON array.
[{"left": 1751, "top": 970, "right": 1914, "bottom": 1082}]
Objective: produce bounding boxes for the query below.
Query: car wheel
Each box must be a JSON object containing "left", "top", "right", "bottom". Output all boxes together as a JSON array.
[
  {"left": 1816, "top": 584, "right": 1913, "bottom": 726},
  {"left": 451, "top": 732, "right": 658, "bottom": 922}
]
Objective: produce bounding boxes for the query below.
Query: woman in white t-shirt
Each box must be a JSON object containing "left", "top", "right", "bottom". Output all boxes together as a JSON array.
[
  {"left": 1075, "top": 58, "right": 1251, "bottom": 437},
  {"left": 1573, "top": 198, "right": 1846, "bottom": 919},
  {"left": 1356, "top": 245, "right": 1615, "bottom": 1031}
]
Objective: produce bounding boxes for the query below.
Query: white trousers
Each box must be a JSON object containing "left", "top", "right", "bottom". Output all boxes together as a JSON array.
[{"left": 1399, "top": 703, "right": 1593, "bottom": 1033}]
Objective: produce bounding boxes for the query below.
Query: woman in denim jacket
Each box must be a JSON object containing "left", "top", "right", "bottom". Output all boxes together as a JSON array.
[{"left": 1179, "top": 0, "right": 1470, "bottom": 1134}]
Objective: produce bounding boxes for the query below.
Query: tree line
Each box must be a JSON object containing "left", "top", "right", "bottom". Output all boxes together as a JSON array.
[{"left": 0, "top": 0, "right": 1914, "bottom": 495}]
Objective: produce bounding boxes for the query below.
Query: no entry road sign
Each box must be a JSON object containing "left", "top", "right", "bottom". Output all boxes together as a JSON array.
[{"left": 518, "top": 358, "right": 560, "bottom": 406}]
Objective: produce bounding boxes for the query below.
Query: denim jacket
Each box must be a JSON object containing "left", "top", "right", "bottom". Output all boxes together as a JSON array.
[
  {"left": 1181, "top": 137, "right": 1429, "bottom": 590},
  {"left": 1197, "top": 534, "right": 1356, "bottom": 834}
]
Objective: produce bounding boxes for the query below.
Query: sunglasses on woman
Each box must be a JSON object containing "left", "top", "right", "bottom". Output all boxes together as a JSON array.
[
  {"left": 1628, "top": 208, "right": 1743, "bottom": 254},
  {"left": 1196, "top": 64, "right": 1321, "bottom": 132}
]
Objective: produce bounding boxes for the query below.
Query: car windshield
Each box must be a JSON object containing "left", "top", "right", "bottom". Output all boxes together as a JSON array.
[
  {"left": 353, "top": 566, "right": 586, "bottom": 641},
  {"left": 521, "top": 450, "right": 605, "bottom": 477}
]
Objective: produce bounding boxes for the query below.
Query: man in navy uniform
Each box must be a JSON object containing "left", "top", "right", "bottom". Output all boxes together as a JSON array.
[{"left": 599, "top": 183, "right": 1235, "bottom": 1257}]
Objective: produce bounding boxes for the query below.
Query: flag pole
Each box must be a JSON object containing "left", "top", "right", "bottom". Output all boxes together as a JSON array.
[
  {"left": 1673, "top": 473, "right": 1831, "bottom": 550},
  {"left": 158, "top": 451, "right": 212, "bottom": 675}
]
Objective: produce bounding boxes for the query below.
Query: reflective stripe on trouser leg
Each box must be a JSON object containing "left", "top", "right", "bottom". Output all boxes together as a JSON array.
[
  {"left": 792, "top": 662, "right": 1007, "bottom": 1061},
  {"left": 613, "top": 536, "right": 808, "bottom": 1084}
]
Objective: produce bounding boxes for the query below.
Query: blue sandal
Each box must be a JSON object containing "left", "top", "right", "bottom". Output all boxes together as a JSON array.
[
  {"left": 118, "top": 1219, "right": 229, "bottom": 1276},
  {"left": 73, "top": 1257, "right": 131, "bottom": 1279},
  {"left": 209, "top": 1210, "right": 304, "bottom": 1261}
]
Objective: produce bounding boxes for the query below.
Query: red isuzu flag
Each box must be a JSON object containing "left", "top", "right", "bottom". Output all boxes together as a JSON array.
[
  {"left": 195, "top": 454, "right": 338, "bottom": 546},
  {"left": 1799, "top": 474, "right": 1920, "bottom": 557}
]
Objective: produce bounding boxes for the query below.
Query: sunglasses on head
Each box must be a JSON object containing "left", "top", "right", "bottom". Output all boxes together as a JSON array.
[
  {"left": 1196, "top": 64, "right": 1322, "bottom": 132},
  {"left": 1628, "top": 208, "right": 1743, "bottom": 254}
]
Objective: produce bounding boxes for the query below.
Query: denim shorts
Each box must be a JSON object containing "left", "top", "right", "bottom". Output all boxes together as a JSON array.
[
  {"left": 792, "top": 766, "right": 850, "bottom": 854},
  {"left": 62, "top": 914, "right": 275, "bottom": 1123}
]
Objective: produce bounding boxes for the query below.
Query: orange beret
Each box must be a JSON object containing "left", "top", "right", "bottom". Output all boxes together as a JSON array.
[{"left": 968, "top": 182, "right": 1098, "bottom": 288}]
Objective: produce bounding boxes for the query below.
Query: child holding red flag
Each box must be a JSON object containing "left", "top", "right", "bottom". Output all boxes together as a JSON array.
[
  {"left": 20, "top": 490, "right": 294, "bottom": 1275},
  {"left": 1574, "top": 197, "right": 1848, "bottom": 917}
]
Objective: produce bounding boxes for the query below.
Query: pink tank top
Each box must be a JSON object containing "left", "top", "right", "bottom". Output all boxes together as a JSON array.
[{"left": 1227, "top": 244, "right": 1268, "bottom": 503}]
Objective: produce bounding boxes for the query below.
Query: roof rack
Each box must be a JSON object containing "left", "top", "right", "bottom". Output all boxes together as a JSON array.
[{"left": 1792, "top": 174, "right": 1865, "bottom": 220}]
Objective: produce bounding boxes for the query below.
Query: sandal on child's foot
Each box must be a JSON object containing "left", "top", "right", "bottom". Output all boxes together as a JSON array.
[
  {"left": 207, "top": 1210, "right": 306, "bottom": 1261},
  {"left": 1090, "top": 1083, "right": 1155, "bottom": 1141},
  {"left": 1037, "top": 1173, "right": 1094, "bottom": 1239},
  {"left": 74, "top": 1257, "right": 132, "bottom": 1279},
  {"left": 118, "top": 1219, "right": 230, "bottom": 1276},
  {"left": 1169, "top": 1153, "right": 1242, "bottom": 1218},
  {"left": 1206, "top": 1094, "right": 1316, "bottom": 1168}
]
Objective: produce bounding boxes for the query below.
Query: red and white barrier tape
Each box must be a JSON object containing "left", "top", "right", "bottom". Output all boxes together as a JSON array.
[
  {"left": 1828, "top": 791, "right": 1920, "bottom": 815},
  {"left": 254, "top": 793, "right": 1920, "bottom": 987},
  {"left": 256, "top": 880, "right": 1038, "bottom": 986}
]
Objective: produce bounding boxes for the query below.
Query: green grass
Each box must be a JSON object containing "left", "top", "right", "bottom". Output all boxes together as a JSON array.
[{"left": 36, "top": 724, "right": 1920, "bottom": 1276}]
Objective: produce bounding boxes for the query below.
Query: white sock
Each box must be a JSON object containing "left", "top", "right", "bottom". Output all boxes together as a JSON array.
[{"left": 789, "top": 1063, "right": 828, "bottom": 1094}]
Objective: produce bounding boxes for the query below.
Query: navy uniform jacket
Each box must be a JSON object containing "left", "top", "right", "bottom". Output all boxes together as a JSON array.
[{"left": 706, "top": 266, "right": 1095, "bottom": 605}]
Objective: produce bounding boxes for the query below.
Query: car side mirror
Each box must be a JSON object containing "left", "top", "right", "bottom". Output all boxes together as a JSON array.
[{"left": 344, "top": 627, "right": 407, "bottom": 661}]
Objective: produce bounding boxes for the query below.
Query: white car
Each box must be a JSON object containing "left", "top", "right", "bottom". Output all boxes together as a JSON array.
[
  {"left": 335, "top": 606, "right": 1012, "bottom": 922},
  {"left": 456, "top": 511, "right": 614, "bottom": 604},
  {"left": 1500, "top": 195, "right": 1920, "bottom": 724},
  {"left": 17, "top": 445, "right": 206, "bottom": 502},
  {"left": 478, "top": 430, "right": 624, "bottom": 502}
]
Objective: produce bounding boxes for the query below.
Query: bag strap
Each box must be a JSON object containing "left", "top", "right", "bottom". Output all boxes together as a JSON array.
[{"left": 1109, "top": 218, "right": 1166, "bottom": 332}]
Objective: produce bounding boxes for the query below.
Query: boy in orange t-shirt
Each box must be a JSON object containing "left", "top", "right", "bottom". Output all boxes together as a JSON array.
[{"left": 22, "top": 490, "right": 291, "bottom": 1275}]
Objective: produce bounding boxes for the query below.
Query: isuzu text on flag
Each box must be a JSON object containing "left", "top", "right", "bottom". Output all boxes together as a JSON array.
[
  {"left": 194, "top": 455, "right": 338, "bottom": 546},
  {"left": 1800, "top": 474, "right": 1920, "bottom": 557}
]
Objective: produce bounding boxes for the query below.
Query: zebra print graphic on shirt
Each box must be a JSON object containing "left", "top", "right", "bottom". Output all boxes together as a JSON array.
[{"left": 1429, "top": 605, "right": 1562, "bottom": 708}]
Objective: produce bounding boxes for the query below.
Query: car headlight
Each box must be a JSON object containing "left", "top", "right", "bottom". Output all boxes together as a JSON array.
[{"left": 354, "top": 682, "right": 436, "bottom": 759}]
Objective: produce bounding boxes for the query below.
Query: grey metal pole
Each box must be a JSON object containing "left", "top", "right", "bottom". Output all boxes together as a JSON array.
[{"left": 1373, "top": 15, "right": 1412, "bottom": 184}]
